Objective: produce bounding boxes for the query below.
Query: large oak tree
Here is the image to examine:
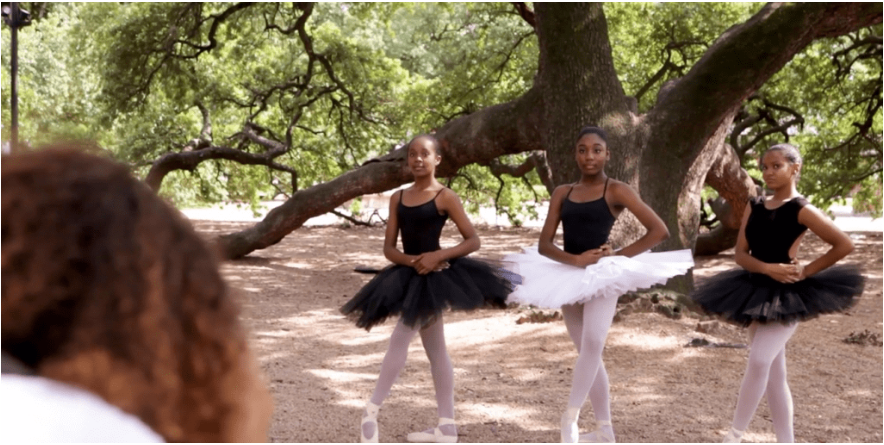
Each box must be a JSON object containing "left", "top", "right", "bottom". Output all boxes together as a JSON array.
[
  {"left": 4, "top": 3, "right": 880, "bottom": 266},
  {"left": 203, "top": 3, "right": 880, "bottom": 260}
]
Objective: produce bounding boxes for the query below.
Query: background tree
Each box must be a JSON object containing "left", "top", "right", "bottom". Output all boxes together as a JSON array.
[{"left": 3, "top": 2, "right": 880, "bottom": 265}]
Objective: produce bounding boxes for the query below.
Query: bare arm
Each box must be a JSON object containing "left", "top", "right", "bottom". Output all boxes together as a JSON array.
[
  {"left": 537, "top": 185, "right": 605, "bottom": 267},
  {"left": 382, "top": 191, "right": 420, "bottom": 266},
  {"left": 733, "top": 204, "right": 766, "bottom": 272},
  {"left": 796, "top": 204, "right": 854, "bottom": 278},
  {"left": 412, "top": 189, "right": 480, "bottom": 274},
  {"left": 608, "top": 182, "right": 669, "bottom": 257}
]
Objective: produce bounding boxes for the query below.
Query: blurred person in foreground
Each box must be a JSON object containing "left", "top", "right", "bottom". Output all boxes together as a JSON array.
[{"left": 1, "top": 146, "right": 273, "bottom": 442}]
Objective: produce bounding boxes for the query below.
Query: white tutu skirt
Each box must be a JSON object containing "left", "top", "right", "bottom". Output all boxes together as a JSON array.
[{"left": 502, "top": 246, "right": 694, "bottom": 308}]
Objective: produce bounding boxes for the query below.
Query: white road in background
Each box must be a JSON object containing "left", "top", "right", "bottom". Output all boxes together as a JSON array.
[{"left": 181, "top": 199, "right": 882, "bottom": 233}]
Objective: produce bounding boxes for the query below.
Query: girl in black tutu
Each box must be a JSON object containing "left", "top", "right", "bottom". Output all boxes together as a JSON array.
[
  {"left": 691, "top": 143, "right": 864, "bottom": 443},
  {"left": 341, "top": 134, "right": 514, "bottom": 443}
]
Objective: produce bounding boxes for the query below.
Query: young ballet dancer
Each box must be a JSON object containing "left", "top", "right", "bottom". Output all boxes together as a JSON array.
[
  {"left": 691, "top": 143, "right": 864, "bottom": 443},
  {"left": 340, "top": 134, "right": 515, "bottom": 443},
  {"left": 504, "top": 126, "right": 694, "bottom": 443}
]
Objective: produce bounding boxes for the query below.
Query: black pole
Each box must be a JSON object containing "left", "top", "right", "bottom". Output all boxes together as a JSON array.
[{"left": 10, "top": 2, "right": 19, "bottom": 153}]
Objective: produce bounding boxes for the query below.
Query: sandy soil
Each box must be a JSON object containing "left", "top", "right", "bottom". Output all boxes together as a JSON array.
[{"left": 193, "top": 221, "right": 883, "bottom": 443}]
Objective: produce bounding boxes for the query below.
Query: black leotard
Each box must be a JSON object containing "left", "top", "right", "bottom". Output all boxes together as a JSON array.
[
  {"left": 398, "top": 189, "right": 447, "bottom": 255},
  {"left": 561, "top": 178, "right": 616, "bottom": 254},
  {"left": 341, "top": 187, "right": 514, "bottom": 330},
  {"left": 744, "top": 196, "right": 808, "bottom": 264}
]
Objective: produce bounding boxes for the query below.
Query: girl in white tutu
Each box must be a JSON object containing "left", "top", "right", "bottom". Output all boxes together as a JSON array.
[
  {"left": 691, "top": 144, "right": 863, "bottom": 443},
  {"left": 504, "top": 126, "right": 693, "bottom": 443}
]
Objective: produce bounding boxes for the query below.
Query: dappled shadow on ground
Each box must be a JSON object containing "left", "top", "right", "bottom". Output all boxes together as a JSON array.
[{"left": 192, "top": 221, "right": 882, "bottom": 443}]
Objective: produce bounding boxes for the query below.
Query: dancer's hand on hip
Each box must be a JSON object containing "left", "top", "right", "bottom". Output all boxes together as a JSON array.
[
  {"left": 764, "top": 262, "right": 802, "bottom": 283},
  {"left": 574, "top": 248, "right": 606, "bottom": 267},
  {"left": 598, "top": 243, "right": 615, "bottom": 257}
]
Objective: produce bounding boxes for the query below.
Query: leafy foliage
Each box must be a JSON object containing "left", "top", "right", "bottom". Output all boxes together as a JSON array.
[
  {"left": 605, "top": 3, "right": 881, "bottom": 218},
  {"left": 2, "top": 2, "right": 880, "bottom": 221}
]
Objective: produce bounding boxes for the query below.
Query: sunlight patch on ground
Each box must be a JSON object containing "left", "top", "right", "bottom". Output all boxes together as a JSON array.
[
  {"left": 241, "top": 264, "right": 279, "bottom": 272},
  {"left": 337, "top": 252, "right": 387, "bottom": 265},
  {"left": 332, "top": 343, "right": 431, "bottom": 370},
  {"left": 337, "top": 329, "right": 394, "bottom": 347},
  {"left": 606, "top": 328, "right": 679, "bottom": 351},
  {"left": 457, "top": 402, "right": 546, "bottom": 429},
  {"left": 506, "top": 368, "right": 551, "bottom": 383},
  {"left": 307, "top": 369, "right": 379, "bottom": 384},
  {"left": 279, "top": 310, "right": 343, "bottom": 325},
  {"left": 623, "top": 391, "right": 666, "bottom": 403},
  {"left": 742, "top": 431, "right": 775, "bottom": 443},
  {"left": 442, "top": 316, "right": 565, "bottom": 346},
  {"left": 844, "top": 388, "right": 873, "bottom": 398},
  {"left": 281, "top": 260, "right": 323, "bottom": 270}
]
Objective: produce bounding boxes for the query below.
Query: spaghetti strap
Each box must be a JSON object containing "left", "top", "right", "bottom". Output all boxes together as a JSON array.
[
  {"left": 432, "top": 188, "right": 446, "bottom": 200},
  {"left": 565, "top": 185, "right": 575, "bottom": 199},
  {"left": 398, "top": 190, "right": 404, "bottom": 205},
  {"left": 602, "top": 178, "right": 609, "bottom": 199}
]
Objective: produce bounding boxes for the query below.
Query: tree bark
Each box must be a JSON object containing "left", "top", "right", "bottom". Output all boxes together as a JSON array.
[
  {"left": 534, "top": 3, "right": 633, "bottom": 190},
  {"left": 144, "top": 146, "right": 297, "bottom": 192},
  {"left": 218, "top": 89, "right": 545, "bottom": 258},
  {"left": 211, "top": 2, "right": 880, "bottom": 260},
  {"left": 695, "top": 142, "right": 760, "bottom": 255}
]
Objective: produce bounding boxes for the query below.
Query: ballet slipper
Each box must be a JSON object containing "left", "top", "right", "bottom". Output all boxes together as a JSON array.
[
  {"left": 578, "top": 419, "right": 614, "bottom": 443},
  {"left": 360, "top": 401, "right": 380, "bottom": 443},
  {"left": 406, "top": 417, "right": 457, "bottom": 443},
  {"left": 561, "top": 407, "right": 581, "bottom": 443},
  {"left": 722, "top": 427, "right": 744, "bottom": 443}
]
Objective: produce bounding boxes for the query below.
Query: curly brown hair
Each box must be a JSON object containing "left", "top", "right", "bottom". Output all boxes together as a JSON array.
[{"left": 2, "top": 147, "right": 272, "bottom": 442}]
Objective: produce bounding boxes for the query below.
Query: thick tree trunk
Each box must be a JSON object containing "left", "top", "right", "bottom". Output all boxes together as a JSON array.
[
  {"left": 534, "top": 3, "right": 648, "bottom": 251},
  {"left": 535, "top": 3, "right": 634, "bottom": 190},
  {"left": 695, "top": 142, "right": 760, "bottom": 255},
  {"left": 211, "top": 2, "right": 879, "bottom": 260}
]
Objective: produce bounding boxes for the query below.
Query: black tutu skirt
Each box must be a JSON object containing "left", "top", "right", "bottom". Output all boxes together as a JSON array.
[
  {"left": 691, "top": 264, "right": 865, "bottom": 326},
  {"left": 341, "top": 257, "right": 517, "bottom": 330}
]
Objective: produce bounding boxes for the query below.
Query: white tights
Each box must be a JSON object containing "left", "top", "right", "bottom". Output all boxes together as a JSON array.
[
  {"left": 363, "top": 317, "right": 456, "bottom": 438},
  {"left": 562, "top": 296, "right": 620, "bottom": 439},
  {"left": 730, "top": 321, "right": 797, "bottom": 442}
]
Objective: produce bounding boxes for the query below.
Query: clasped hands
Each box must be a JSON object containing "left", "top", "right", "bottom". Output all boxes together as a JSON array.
[
  {"left": 764, "top": 260, "right": 805, "bottom": 283},
  {"left": 410, "top": 251, "right": 450, "bottom": 275},
  {"left": 573, "top": 243, "right": 615, "bottom": 267}
]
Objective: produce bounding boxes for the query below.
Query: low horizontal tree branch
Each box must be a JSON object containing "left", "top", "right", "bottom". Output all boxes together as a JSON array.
[{"left": 144, "top": 145, "right": 297, "bottom": 191}]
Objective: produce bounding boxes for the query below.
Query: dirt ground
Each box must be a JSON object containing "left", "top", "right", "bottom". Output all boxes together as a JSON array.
[{"left": 193, "top": 221, "right": 883, "bottom": 443}]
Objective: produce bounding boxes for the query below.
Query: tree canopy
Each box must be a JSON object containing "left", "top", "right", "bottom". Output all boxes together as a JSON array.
[{"left": 2, "top": 2, "right": 881, "bottom": 258}]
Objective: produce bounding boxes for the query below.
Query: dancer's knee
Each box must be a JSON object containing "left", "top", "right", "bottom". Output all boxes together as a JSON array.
[
  {"left": 746, "top": 351, "right": 775, "bottom": 375},
  {"left": 579, "top": 333, "right": 606, "bottom": 356}
]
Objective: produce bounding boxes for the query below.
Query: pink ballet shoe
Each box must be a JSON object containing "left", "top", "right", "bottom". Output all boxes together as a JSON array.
[
  {"left": 406, "top": 417, "right": 457, "bottom": 443},
  {"left": 722, "top": 427, "right": 744, "bottom": 443},
  {"left": 561, "top": 407, "right": 580, "bottom": 443},
  {"left": 578, "top": 419, "right": 614, "bottom": 443},
  {"left": 360, "top": 401, "right": 380, "bottom": 443}
]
